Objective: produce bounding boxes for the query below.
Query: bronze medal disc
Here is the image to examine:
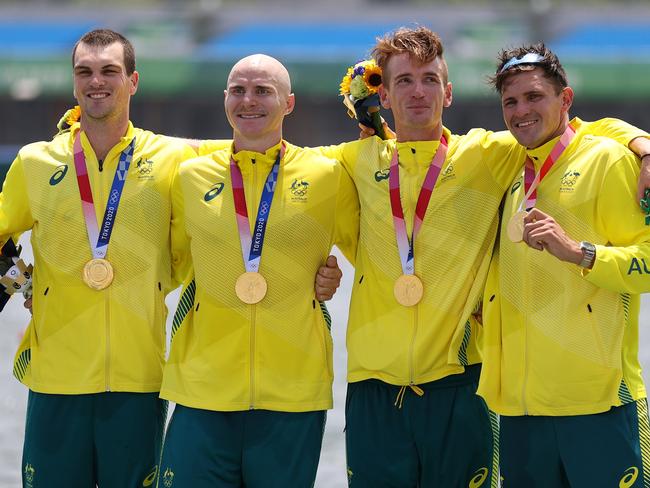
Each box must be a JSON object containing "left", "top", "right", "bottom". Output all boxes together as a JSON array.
[
  {"left": 235, "top": 272, "right": 267, "bottom": 304},
  {"left": 394, "top": 274, "right": 424, "bottom": 307},
  {"left": 507, "top": 210, "right": 528, "bottom": 243},
  {"left": 83, "top": 258, "right": 114, "bottom": 290}
]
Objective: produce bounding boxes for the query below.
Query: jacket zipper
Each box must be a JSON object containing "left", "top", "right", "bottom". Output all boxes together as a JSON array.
[
  {"left": 409, "top": 306, "right": 418, "bottom": 384},
  {"left": 249, "top": 157, "right": 257, "bottom": 409},
  {"left": 105, "top": 287, "right": 111, "bottom": 391},
  {"left": 407, "top": 160, "right": 418, "bottom": 385},
  {"left": 521, "top": 246, "right": 529, "bottom": 414},
  {"left": 97, "top": 154, "right": 111, "bottom": 392},
  {"left": 249, "top": 305, "right": 256, "bottom": 409}
]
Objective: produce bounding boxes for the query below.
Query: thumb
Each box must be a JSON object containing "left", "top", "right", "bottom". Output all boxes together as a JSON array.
[{"left": 326, "top": 255, "right": 338, "bottom": 268}]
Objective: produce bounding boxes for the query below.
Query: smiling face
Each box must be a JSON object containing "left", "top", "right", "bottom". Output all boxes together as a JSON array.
[
  {"left": 500, "top": 67, "right": 573, "bottom": 149},
  {"left": 73, "top": 41, "right": 138, "bottom": 125},
  {"left": 224, "top": 55, "right": 294, "bottom": 152},
  {"left": 379, "top": 52, "right": 452, "bottom": 141}
]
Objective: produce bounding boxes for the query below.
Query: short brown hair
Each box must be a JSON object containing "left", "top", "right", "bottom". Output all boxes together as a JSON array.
[
  {"left": 372, "top": 27, "right": 448, "bottom": 85},
  {"left": 490, "top": 43, "right": 567, "bottom": 95},
  {"left": 72, "top": 29, "right": 136, "bottom": 75}
]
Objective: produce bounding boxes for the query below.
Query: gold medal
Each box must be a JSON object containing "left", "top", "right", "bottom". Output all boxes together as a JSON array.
[
  {"left": 235, "top": 272, "right": 267, "bottom": 304},
  {"left": 507, "top": 210, "right": 528, "bottom": 243},
  {"left": 394, "top": 274, "right": 424, "bottom": 307},
  {"left": 83, "top": 258, "right": 114, "bottom": 290}
]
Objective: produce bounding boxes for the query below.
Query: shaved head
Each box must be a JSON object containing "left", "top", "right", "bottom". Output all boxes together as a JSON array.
[
  {"left": 224, "top": 54, "right": 295, "bottom": 152},
  {"left": 228, "top": 54, "right": 292, "bottom": 96}
]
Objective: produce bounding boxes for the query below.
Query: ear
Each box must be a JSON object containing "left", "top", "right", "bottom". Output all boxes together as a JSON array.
[
  {"left": 560, "top": 86, "right": 574, "bottom": 113},
  {"left": 379, "top": 84, "right": 391, "bottom": 110},
  {"left": 443, "top": 81, "right": 453, "bottom": 108},
  {"left": 285, "top": 93, "right": 295, "bottom": 115},
  {"left": 129, "top": 71, "right": 139, "bottom": 96}
]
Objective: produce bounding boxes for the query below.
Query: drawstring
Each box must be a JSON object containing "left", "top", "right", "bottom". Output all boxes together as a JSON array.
[{"left": 394, "top": 384, "right": 425, "bottom": 409}]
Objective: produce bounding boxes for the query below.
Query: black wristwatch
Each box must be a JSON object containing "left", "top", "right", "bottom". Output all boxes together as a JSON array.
[{"left": 579, "top": 241, "right": 596, "bottom": 268}]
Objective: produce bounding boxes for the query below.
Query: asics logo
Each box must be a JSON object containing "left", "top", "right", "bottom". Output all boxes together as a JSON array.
[
  {"left": 204, "top": 182, "right": 224, "bottom": 202},
  {"left": 49, "top": 165, "right": 68, "bottom": 185},
  {"left": 374, "top": 169, "right": 390, "bottom": 182},
  {"left": 142, "top": 466, "right": 157, "bottom": 486},
  {"left": 619, "top": 467, "right": 639, "bottom": 488},
  {"left": 469, "top": 467, "right": 488, "bottom": 488}
]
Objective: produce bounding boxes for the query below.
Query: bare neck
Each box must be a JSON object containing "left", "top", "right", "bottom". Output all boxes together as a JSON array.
[
  {"left": 80, "top": 117, "right": 130, "bottom": 161},
  {"left": 530, "top": 114, "right": 571, "bottom": 149}
]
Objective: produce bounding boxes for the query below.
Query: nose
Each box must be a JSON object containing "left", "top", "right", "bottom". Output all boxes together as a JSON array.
[
  {"left": 412, "top": 80, "right": 425, "bottom": 98},
  {"left": 89, "top": 74, "right": 105, "bottom": 87},
  {"left": 513, "top": 100, "right": 531, "bottom": 117}
]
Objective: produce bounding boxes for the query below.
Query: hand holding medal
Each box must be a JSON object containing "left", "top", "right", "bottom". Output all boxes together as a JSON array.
[{"left": 508, "top": 125, "right": 576, "bottom": 242}]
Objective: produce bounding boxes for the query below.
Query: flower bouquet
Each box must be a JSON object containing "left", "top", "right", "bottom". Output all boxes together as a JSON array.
[{"left": 339, "top": 60, "right": 386, "bottom": 139}]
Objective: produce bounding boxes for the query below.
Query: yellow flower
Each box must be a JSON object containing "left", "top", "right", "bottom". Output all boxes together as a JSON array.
[
  {"left": 362, "top": 62, "right": 382, "bottom": 94},
  {"left": 65, "top": 105, "right": 81, "bottom": 126},
  {"left": 339, "top": 67, "right": 354, "bottom": 96}
]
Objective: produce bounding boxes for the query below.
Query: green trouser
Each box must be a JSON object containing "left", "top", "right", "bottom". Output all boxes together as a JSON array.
[
  {"left": 500, "top": 399, "right": 650, "bottom": 488},
  {"left": 158, "top": 405, "right": 326, "bottom": 488},
  {"left": 345, "top": 365, "right": 499, "bottom": 488},
  {"left": 22, "top": 390, "right": 167, "bottom": 488}
]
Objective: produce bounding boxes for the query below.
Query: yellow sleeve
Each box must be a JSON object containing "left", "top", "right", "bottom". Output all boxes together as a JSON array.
[
  {"left": 170, "top": 167, "right": 192, "bottom": 287},
  {"left": 198, "top": 139, "right": 232, "bottom": 156},
  {"left": 584, "top": 153, "right": 650, "bottom": 293},
  {"left": 0, "top": 154, "right": 34, "bottom": 250},
  {"left": 314, "top": 140, "right": 369, "bottom": 178},
  {"left": 583, "top": 118, "right": 649, "bottom": 149},
  {"left": 468, "top": 129, "right": 525, "bottom": 191},
  {"left": 332, "top": 162, "right": 359, "bottom": 265}
]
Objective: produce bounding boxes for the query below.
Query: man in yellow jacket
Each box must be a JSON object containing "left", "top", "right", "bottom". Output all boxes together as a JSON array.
[
  {"left": 310, "top": 28, "right": 650, "bottom": 487},
  {"left": 0, "top": 29, "right": 200, "bottom": 488},
  {"left": 478, "top": 44, "right": 650, "bottom": 487},
  {"left": 157, "top": 54, "right": 359, "bottom": 487}
]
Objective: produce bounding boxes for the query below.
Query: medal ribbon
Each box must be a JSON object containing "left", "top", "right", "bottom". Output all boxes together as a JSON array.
[
  {"left": 230, "top": 143, "right": 285, "bottom": 273},
  {"left": 73, "top": 133, "right": 135, "bottom": 259},
  {"left": 389, "top": 137, "right": 448, "bottom": 275},
  {"left": 517, "top": 124, "right": 576, "bottom": 212}
]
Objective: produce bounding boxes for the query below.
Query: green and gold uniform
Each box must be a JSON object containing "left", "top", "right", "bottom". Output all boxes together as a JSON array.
[
  {"left": 0, "top": 122, "right": 196, "bottom": 488},
  {"left": 159, "top": 142, "right": 359, "bottom": 487},
  {"left": 478, "top": 118, "right": 650, "bottom": 487},
  {"left": 317, "top": 119, "right": 647, "bottom": 488}
]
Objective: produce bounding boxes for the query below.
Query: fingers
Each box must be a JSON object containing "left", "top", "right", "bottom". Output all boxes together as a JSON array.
[
  {"left": 315, "top": 286, "right": 335, "bottom": 301},
  {"left": 315, "top": 255, "right": 343, "bottom": 301},
  {"left": 359, "top": 124, "right": 376, "bottom": 140},
  {"left": 381, "top": 119, "right": 396, "bottom": 139},
  {"left": 24, "top": 297, "right": 33, "bottom": 314}
]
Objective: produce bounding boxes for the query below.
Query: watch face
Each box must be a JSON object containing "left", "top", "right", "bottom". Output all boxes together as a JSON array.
[{"left": 579, "top": 242, "right": 596, "bottom": 268}]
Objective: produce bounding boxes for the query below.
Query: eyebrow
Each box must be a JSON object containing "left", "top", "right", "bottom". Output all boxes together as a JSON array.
[
  {"left": 227, "top": 83, "right": 274, "bottom": 90},
  {"left": 74, "top": 63, "right": 122, "bottom": 71},
  {"left": 393, "top": 71, "right": 440, "bottom": 80}
]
